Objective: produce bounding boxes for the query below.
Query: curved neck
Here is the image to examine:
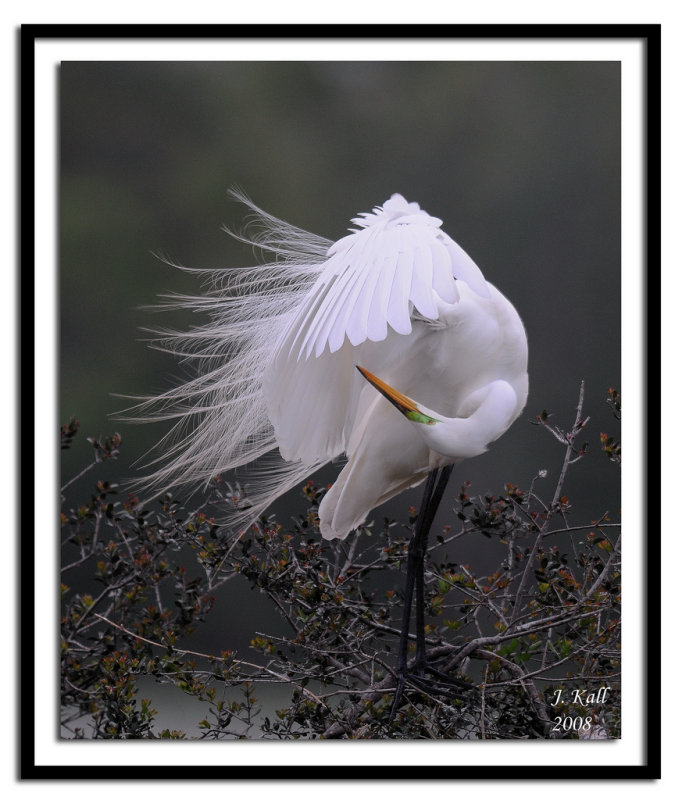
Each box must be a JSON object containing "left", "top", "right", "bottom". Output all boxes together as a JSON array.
[{"left": 422, "top": 380, "right": 519, "bottom": 460}]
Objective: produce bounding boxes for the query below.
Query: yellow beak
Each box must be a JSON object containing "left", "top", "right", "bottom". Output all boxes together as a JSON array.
[{"left": 356, "top": 366, "right": 438, "bottom": 425}]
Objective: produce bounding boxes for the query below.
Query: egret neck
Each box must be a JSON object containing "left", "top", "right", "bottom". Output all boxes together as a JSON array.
[{"left": 356, "top": 365, "right": 519, "bottom": 461}]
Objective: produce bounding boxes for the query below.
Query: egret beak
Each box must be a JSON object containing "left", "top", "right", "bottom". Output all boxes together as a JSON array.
[{"left": 356, "top": 366, "right": 439, "bottom": 425}]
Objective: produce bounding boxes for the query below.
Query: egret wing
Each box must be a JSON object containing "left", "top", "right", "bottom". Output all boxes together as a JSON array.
[
  {"left": 294, "top": 195, "right": 491, "bottom": 358},
  {"left": 263, "top": 194, "right": 491, "bottom": 463}
]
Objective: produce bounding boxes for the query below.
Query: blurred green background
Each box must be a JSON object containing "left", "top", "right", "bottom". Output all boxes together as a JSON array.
[{"left": 60, "top": 60, "right": 620, "bottom": 658}]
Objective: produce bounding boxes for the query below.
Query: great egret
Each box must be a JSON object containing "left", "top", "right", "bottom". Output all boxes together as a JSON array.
[{"left": 138, "top": 191, "right": 528, "bottom": 708}]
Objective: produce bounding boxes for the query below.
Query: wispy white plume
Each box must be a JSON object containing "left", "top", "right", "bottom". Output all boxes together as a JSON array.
[{"left": 124, "top": 189, "right": 333, "bottom": 529}]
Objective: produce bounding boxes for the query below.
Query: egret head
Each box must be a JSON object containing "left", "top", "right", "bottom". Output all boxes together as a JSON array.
[
  {"left": 356, "top": 365, "right": 520, "bottom": 461},
  {"left": 355, "top": 365, "right": 442, "bottom": 427}
]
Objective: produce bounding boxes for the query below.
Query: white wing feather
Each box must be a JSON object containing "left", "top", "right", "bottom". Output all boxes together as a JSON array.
[{"left": 264, "top": 194, "right": 490, "bottom": 464}]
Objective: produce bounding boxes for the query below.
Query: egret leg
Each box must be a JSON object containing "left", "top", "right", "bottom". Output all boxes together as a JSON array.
[
  {"left": 395, "top": 470, "right": 438, "bottom": 679},
  {"left": 390, "top": 464, "right": 453, "bottom": 721},
  {"left": 414, "top": 465, "right": 453, "bottom": 670}
]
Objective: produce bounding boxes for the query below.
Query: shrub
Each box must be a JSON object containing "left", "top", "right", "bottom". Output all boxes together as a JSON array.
[{"left": 60, "top": 385, "right": 620, "bottom": 739}]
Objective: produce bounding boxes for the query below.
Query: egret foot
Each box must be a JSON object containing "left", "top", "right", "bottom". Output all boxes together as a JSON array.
[{"left": 388, "top": 657, "right": 478, "bottom": 724}]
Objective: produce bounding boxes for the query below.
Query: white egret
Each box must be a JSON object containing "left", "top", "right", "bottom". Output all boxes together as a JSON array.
[{"left": 137, "top": 192, "right": 528, "bottom": 708}]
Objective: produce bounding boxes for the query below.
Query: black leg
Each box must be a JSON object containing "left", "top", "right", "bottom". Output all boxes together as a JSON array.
[
  {"left": 414, "top": 465, "right": 453, "bottom": 671},
  {"left": 395, "top": 469, "right": 438, "bottom": 678},
  {"left": 389, "top": 464, "right": 453, "bottom": 722}
]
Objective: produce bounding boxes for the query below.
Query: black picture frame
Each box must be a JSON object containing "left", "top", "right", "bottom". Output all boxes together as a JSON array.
[{"left": 21, "top": 23, "right": 661, "bottom": 780}]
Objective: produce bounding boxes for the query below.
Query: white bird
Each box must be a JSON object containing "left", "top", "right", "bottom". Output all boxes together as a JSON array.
[
  {"left": 137, "top": 192, "right": 527, "bottom": 531},
  {"left": 136, "top": 192, "right": 528, "bottom": 704}
]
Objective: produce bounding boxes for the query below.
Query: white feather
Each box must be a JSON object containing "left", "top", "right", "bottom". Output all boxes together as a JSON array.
[{"left": 129, "top": 192, "right": 510, "bottom": 535}]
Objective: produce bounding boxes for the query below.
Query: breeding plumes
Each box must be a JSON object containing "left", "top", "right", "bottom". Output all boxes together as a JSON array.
[{"left": 134, "top": 191, "right": 528, "bottom": 544}]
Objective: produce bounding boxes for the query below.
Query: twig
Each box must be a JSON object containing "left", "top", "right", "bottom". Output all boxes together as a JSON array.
[
  {"left": 584, "top": 535, "right": 621, "bottom": 600},
  {"left": 92, "top": 613, "right": 335, "bottom": 713},
  {"left": 511, "top": 382, "right": 587, "bottom": 621},
  {"left": 474, "top": 648, "right": 555, "bottom": 737},
  {"left": 480, "top": 663, "right": 488, "bottom": 739},
  {"left": 548, "top": 380, "right": 586, "bottom": 516},
  {"left": 61, "top": 460, "right": 97, "bottom": 492}
]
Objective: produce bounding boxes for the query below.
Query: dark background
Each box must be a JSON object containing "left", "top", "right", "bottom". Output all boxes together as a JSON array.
[{"left": 60, "top": 61, "right": 621, "bottom": 693}]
